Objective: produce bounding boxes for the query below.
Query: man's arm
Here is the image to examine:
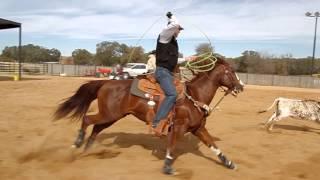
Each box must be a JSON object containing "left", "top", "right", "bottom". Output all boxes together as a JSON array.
[
  {"left": 178, "top": 56, "right": 197, "bottom": 64},
  {"left": 158, "top": 15, "right": 181, "bottom": 43}
]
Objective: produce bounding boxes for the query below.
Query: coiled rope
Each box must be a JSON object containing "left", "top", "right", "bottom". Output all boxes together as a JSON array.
[{"left": 185, "top": 51, "right": 217, "bottom": 73}]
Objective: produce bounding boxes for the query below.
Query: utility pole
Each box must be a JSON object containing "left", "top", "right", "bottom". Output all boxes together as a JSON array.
[{"left": 305, "top": 11, "right": 319, "bottom": 75}]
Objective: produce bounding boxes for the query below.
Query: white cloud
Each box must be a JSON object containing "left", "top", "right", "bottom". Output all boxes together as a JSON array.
[{"left": 1, "top": 0, "right": 319, "bottom": 41}]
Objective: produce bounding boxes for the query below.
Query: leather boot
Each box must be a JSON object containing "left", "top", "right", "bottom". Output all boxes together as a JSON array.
[{"left": 152, "top": 119, "right": 168, "bottom": 137}]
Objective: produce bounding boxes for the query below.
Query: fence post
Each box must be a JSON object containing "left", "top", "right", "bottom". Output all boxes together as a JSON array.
[
  {"left": 298, "top": 76, "right": 302, "bottom": 88},
  {"left": 246, "top": 73, "right": 248, "bottom": 84},
  {"left": 74, "top": 64, "right": 76, "bottom": 76}
]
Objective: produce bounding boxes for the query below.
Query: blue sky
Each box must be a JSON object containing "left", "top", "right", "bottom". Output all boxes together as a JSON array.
[{"left": 0, "top": 0, "right": 319, "bottom": 58}]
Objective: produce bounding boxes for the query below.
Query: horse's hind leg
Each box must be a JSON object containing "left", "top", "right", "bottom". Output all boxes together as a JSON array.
[
  {"left": 73, "top": 113, "right": 108, "bottom": 148},
  {"left": 193, "top": 127, "right": 236, "bottom": 169},
  {"left": 84, "top": 121, "right": 117, "bottom": 150}
]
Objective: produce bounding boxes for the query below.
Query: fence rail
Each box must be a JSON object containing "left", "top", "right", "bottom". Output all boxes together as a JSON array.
[
  {"left": 0, "top": 62, "right": 48, "bottom": 75},
  {"left": 1, "top": 62, "right": 319, "bottom": 88},
  {"left": 180, "top": 68, "right": 320, "bottom": 89},
  {"left": 0, "top": 62, "right": 110, "bottom": 77},
  {"left": 237, "top": 73, "right": 320, "bottom": 89}
]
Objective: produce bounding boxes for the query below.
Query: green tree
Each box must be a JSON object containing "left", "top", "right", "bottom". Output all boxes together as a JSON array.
[
  {"left": 95, "top": 41, "right": 122, "bottom": 66},
  {"left": 122, "top": 46, "right": 147, "bottom": 64},
  {"left": 237, "top": 50, "right": 262, "bottom": 73},
  {"left": 195, "top": 43, "right": 214, "bottom": 55},
  {"left": 72, "top": 49, "right": 93, "bottom": 65},
  {"left": 1, "top": 46, "right": 18, "bottom": 61},
  {"left": 47, "top": 48, "right": 61, "bottom": 62},
  {"left": 1, "top": 44, "right": 61, "bottom": 63},
  {"left": 95, "top": 41, "right": 146, "bottom": 66}
]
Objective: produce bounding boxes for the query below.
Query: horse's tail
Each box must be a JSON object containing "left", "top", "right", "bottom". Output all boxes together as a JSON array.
[
  {"left": 53, "top": 80, "right": 107, "bottom": 121},
  {"left": 258, "top": 98, "right": 280, "bottom": 113}
]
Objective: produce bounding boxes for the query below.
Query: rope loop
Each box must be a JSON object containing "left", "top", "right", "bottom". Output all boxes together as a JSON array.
[{"left": 185, "top": 52, "right": 217, "bottom": 73}]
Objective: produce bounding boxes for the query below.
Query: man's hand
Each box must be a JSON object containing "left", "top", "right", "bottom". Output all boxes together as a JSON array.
[
  {"left": 166, "top": 12, "right": 173, "bottom": 19},
  {"left": 186, "top": 56, "right": 197, "bottom": 62}
]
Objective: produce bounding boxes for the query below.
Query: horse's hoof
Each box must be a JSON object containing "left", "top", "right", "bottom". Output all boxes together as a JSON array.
[
  {"left": 74, "top": 141, "right": 83, "bottom": 148},
  {"left": 228, "top": 162, "right": 237, "bottom": 170},
  {"left": 162, "top": 166, "right": 175, "bottom": 175},
  {"left": 83, "top": 137, "right": 95, "bottom": 151},
  {"left": 218, "top": 153, "right": 237, "bottom": 170},
  {"left": 73, "top": 139, "right": 84, "bottom": 148}
]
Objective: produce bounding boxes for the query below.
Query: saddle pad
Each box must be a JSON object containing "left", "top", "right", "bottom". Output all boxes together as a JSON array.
[
  {"left": 130, "top": 79, "right": 148, "bottom": 99},
  {"left": 138, "top": 79, "right": 163, "bottom": 95}
]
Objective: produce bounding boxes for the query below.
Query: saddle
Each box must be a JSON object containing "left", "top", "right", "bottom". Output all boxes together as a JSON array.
[
  {"left": 130, "top": 74, "right": 185, "bottom": 136},
  {"left": 139, "top": 75, "right": 185, "bottom": 99}
]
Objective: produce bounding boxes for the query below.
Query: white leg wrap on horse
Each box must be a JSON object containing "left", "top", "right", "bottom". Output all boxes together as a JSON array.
[
  {"left": 166, "top": 151, "right": 173, "bottom": 160},
  {"left": 210, "top": 146, "right": 221, "bottom": 155}
]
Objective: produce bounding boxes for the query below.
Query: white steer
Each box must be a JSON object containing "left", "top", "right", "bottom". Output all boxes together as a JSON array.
[{"left": 258, "top": 97, "right": 320, "bottom": 131}]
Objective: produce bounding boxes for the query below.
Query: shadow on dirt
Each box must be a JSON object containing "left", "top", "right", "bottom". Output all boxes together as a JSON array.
[
  {"left": 95, "top": 132, "right": 222, "bottom": 166},
  {"left": 273, "top": 124, "right": 320, "bottom": 134}
]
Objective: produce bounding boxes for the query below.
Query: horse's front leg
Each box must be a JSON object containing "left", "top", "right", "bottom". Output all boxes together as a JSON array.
[
  {"left": 163, "top": 124, "right": 178, "bottom": 175},
  {"left": 193, "top": 127, "right": 236, "bottom": 169}
]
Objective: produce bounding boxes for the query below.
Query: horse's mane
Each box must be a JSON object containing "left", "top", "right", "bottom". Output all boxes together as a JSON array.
[
  {"left": 194, "top": 56, "right": 229, "bottom": 71},
  {"left": 215, "top": 56, "right": 229, "bottom": 66}
]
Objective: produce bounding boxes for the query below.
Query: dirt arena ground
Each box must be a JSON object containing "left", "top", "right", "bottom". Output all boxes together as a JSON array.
[{"left": 0, "top": 75, "right": 319, "bottom": 180}]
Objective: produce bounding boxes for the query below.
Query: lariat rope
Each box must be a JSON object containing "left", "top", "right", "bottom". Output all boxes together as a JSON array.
[
  {"left": 128, "top": 16, "right": 163, "bottom": 63},
  {"left": 128, "top": 12, "right": 215, "bottom": 64},
  {"left": 127, "top": 13, "right": 228, "bottom": 116},
  {"left": 184, "top": 51, "right": 217, "bottom": 73}
]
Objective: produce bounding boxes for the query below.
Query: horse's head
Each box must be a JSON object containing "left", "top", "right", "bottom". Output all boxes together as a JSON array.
[
  {"left": 214, "top": 58, "right": 244, "bottom": 96},
  {"left": 185, "top": 55, "right": 244, "bottom": 96}
]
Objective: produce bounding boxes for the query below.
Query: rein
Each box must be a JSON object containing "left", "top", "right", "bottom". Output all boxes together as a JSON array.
[
  {"left": 184, "top": 87, "right": 230, "bottom": 116},
  {"left": 212, "top": 91, "right": 228, "bottom": 110}
]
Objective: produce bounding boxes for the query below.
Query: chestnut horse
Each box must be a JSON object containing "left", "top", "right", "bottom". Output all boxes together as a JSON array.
[{"left": 54, "top": 57, "right": 244, "bottom": 174}]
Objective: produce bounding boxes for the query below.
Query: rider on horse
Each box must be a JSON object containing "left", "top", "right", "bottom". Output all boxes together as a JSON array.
[{"left": 152, "top": 12, "right": 196, "bottom": 134}]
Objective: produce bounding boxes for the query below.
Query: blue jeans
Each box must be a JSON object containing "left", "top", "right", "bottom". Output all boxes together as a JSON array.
[{"left": 153, "top": 67, "right": 177, "bottom": 127}]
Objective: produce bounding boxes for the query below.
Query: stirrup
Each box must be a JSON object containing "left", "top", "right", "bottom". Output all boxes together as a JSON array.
[
  {"left": 151, "top": 127, "right": 164, "bottom": 137},
  {"left": 151, "top": 119, "right": 168, "bottom": 137}
]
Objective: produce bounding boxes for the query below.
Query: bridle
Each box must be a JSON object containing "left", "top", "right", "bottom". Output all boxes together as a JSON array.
[
  {"left": 219, "top": 64, "right": 243, "bottom": 96},
  {"left": 183, "top": 62, "right": 243, "bottom": 115}
]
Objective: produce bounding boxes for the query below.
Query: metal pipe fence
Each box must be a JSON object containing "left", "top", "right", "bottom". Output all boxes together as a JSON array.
[
  {"left": 0, "top": 62, "right": 111, "bottom": 77},
  {"left": 236, "top": 73, "right": 320, "bottom": 88},
  {"left": 180, "top": 68, "right": 320, "bottom": 89},
  {"left": 1, "top": 62, "right": 319, "bottom": 88}
]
